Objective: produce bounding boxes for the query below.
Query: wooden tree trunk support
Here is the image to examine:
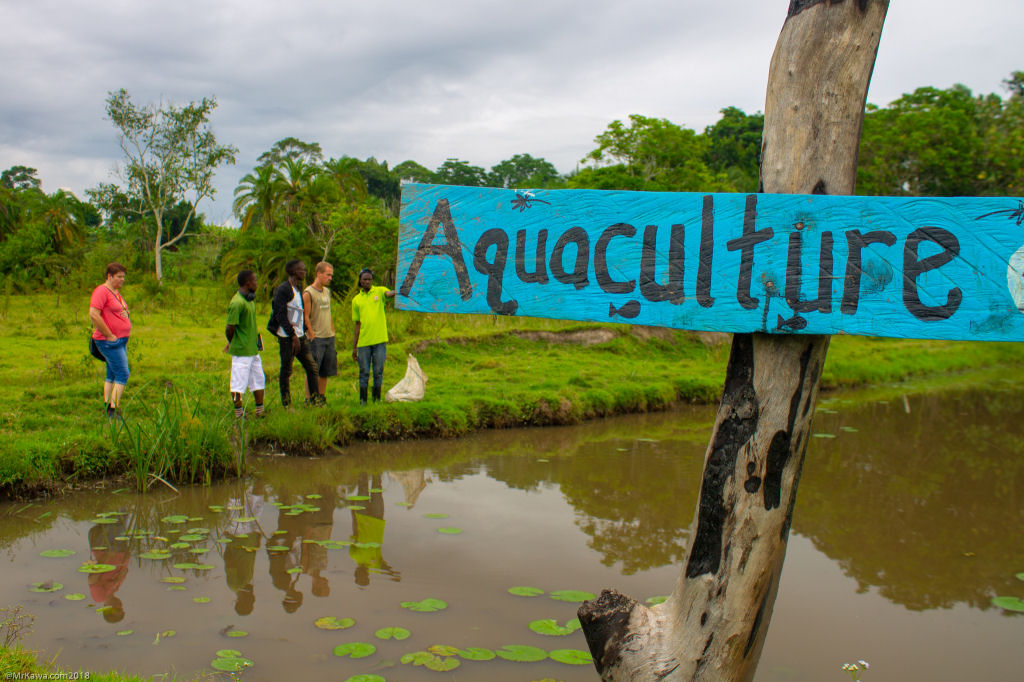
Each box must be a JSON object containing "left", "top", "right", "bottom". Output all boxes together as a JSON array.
[{"left": 577, "top": 2, "right": 889, "bottom": 680}]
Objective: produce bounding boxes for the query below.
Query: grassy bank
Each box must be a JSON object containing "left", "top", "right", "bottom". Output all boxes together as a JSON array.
[{"left": 1, "top": 286, "right": 1020, "bottom": 499}]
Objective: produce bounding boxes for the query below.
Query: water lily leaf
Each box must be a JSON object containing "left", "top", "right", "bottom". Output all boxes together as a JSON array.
[
  {"left": 217, "top": 538, "right": 231, "bottom": 544},
  {"left": 401, "top": 651, "right": 435, "bottom": 665},
  {"left": 216, "top": 649, "right": 243, "bottom": 658},
  {"left": 186, "top": 527, "right": 209, "bottom": 534},
  {"left": 549, "top": 648, "right": 593, "bottom": 665},
  {"left": 168, "top": 585, "right": 187, "bottom": 591},
  {"left": 189, "top": 548, "right": 210, "bottom": 555},
  {"left": 456, "top": 647, "right": 495, "bottom": 661},
  {"left": 40, "top": 549, "right": 76, "bottom": 558},
  {"left": 353, "top": 542, "right": 381, "bottom": 549},
  {"left": 549, "top": 590, "right": 595, "bottom": 602},
  {"left": 395, "top": 502, "right": 412, "bottom": 507},
  {"left": 208, "top": 505, "right": 224, "bottom": 513},
  {"left": 160, "top": 576, "right": 186, "bottom": 584},
  {"left": 841, "top": 426, "right": 859, "bottom": 432},
  {"left": 235, "top": 516, "right": 257, "bottom": 523},
  {"left": 333, "top": 642, "right": 376, "bottom": 659},
  {"left": 226, "top": 630, "right": 248, "bottom": 638},
  {"left": 78, "top": 563, "right": 116, "bottom": 574},
  {"left": 211, "top": 656, "right": 253, "bottom": 672},
  {"left": 422, "top": 513, "right": 449, "bottom": 519},
  {"left": 306, "top": 493, "right": 322, "bottom": 499},
  {"left": 347, "top": 495, "right": 371, "bottom": 501},
  {"left": 116, "top": 630, "right": 133, "bottom": 636},
  {"left": 193, "top": 564, "right": 214, "bottom": 571},
  {"left": 162, "top": 515, "right": 188, "bottom": 524},
  {"left": 193, "top": 597, "right": 211, "bottom": 604},
  {"left": 268, "top": 546, "right": 290, "bottom": 552},
  {"left": 320, "top": 540, "right": 352, "bottom": 549},
  {"left": 401, "top": 598, "right": 447, "bottom": 612},
  {"left": 812, "top": 432, "right": 836, "bottom": 439},
  {"left": 427, "top": 644, "right": 460, "bottom": 656},
  {"left": 173, "top": 563, "right": 199, "bottom": 570},
  {"left": 161, "top": 630, "right": 176, "bottom": 637},
  {"left": 140, "top": 551, "right": 172, "bottom": 560},
  {"left": 424, "top": 656, "right": 459, "bottom": 671},
  {"left": 315, "top": 616, "right": 355, "bottom": 630},
  {"left": 437, "top": 527, "right": 463, "bottom": 534},
  {"left": 496, "top": 644, "right": 547, "bottom": 662},
  {"left": 992, "top": 596, "right": 1024, "bottom": 612},
  {"left": 65, "top": 593, "right": 86, "bottom": 601},
  {"left": 179, "top": 534, "right": 205, "bottom": 542},
  {"left": 348, "top": 505, "right": 366, "bottom": 511},
  {"left": 91, "top": 517, "right": 119, "bottom": 524},
  {"left": 508, "top": 586, "right": 545, "bottom": 597},
  {"left": 645, "top": 595, "right": 669, "bottom": 605},
  {"left": 529, "top": 618, "right": 581, "bottom": 636},
  {"left": 537, "top": 458, "right": 549, "bottom": 462},
  {"left": 343, "top": 675, "right": 385, "bottom": 682},
  {"left": 1016, "top": 572, "right": 1024, "bottom": 582},
  {"left": 286, "top": 567, "right": 302, "bottom": 574},
  {"left": 374, "top": 626, "right": 410, "bottom": 640}
]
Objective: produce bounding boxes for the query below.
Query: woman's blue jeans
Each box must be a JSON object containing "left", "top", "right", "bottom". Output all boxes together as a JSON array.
[{"left": 96, "top": 337, "right": 130, "bottom": 385}]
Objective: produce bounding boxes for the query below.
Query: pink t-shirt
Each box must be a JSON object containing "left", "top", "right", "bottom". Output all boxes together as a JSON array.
[{"left": 90, "top": 285, "right": 132, "bottom": 340}]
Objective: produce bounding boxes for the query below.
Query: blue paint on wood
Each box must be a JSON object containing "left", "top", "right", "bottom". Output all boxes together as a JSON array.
[{"left": 396, "top": 184, "right": 1024, "bottom": 342}]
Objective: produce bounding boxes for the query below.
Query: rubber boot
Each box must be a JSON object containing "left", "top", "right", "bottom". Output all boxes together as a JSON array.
[
  {"left": 359, "top": 387, "right": 368, "bottom": 405},
  {"left": 372, "top": 385, "right": 381, "bottom": 403}
]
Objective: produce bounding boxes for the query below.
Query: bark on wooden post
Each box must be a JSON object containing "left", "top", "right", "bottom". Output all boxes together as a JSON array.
[{"left": 577, "top": 2, "right": 889, "bottom": 680}]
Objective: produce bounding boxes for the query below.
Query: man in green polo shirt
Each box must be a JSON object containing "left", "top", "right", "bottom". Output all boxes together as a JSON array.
[
  {"left": 225, "top": 270, "right": 265, "bottom": 418},
  {"left": 351, "top": 268, "right": 395, "bottom": 404}
]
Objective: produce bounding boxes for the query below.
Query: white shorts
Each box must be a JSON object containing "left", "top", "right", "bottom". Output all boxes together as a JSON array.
[{"left": 230, "top": 355, "right": 266, "bottom": 394}]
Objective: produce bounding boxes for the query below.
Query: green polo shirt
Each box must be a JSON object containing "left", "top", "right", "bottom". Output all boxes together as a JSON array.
[
  {"left": 352, "top": 285, "right": 389, "bottom": 347},
  {"left": 226, "top": 292, "right": 259, "bottom": 356}
]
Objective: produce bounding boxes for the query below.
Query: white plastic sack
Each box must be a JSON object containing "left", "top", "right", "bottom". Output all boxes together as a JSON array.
[{"left": 385, "top": 354, "right": 427, "bottom": 402}]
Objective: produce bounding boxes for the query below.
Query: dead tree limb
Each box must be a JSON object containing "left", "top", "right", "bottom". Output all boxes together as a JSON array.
[{"left": 578, "top": 2, "right": 889, "bottom": 680}]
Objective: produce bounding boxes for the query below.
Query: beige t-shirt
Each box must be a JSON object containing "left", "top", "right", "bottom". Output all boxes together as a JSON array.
[{"left": 304, "top": 285, "right": 334, "bottom": 339}]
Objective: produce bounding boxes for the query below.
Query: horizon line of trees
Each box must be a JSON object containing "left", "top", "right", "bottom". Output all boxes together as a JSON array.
[{"left": 2, "top": 70, "right": 1022, "bottom": 294}]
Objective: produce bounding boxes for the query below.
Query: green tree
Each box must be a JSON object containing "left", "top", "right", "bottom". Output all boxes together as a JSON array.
[
  {"left": 0, "top": 166, "right": 41, "bottom": 191},
  {"left": 435, "top": 158, "right": 486, "bottom": 187},
  {"left": 233, "top": 165, "right": 284, "bottom": 231},
  {"left": 256, "top": 137, "right": 323, "bottom": 168},
  {"left": 90, "top": 88, "right": 237, "bottom": 282},
  {"left": 487, "top": 154, "right": 562, "bottom": 188},
  {"left": 393, "top": 160, "right": 436, "bottom": 184},
  {"left": 703, "top": 107, "right": 764, "bottom": 192}
]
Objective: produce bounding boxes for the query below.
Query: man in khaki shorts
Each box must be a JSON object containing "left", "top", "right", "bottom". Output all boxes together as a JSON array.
[{"left": 302, "top": 261, "right": 336, "bottom": 406}]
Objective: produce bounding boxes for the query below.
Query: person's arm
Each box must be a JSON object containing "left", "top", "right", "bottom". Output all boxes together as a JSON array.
[
  {"left": 272, "top": 285, "right": 296, "bottom": 337},
  {"left": 89, "top": 306, "right": 116, "bottom": 341},
  {"left": 385, "top": 289, "right": 396, "bottom": 298},
  {"left": 224, "top": 324, "right": 235, "bottom": 353},
  {"left": 302, "top": 290, "right": 315, "bottom": 340},
  {"left": 352, "top": 321, "right": 361, "bottom": 362}
]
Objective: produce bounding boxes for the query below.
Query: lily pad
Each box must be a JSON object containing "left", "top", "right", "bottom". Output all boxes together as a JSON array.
[
  {"left": 211, "top": 656, "right": 253, "bottom": 672},
  {"left": 437, "top": 527, "right": 463, "bottom": 534},
  {"left": 140, "top": 550, "right": 172, "bottom": 560},
  {"left": 319, "top": 540, "right": 351, "bottom": 549},
  {"left": 344, "top": 676, "right": 385, "bottom": 682},
  {"left": 189, "top": 548, "right": 210, "bottom": 555},
  {"left": 226, "top": 630, "right": 248, "bottom": 638},
  {"left": 91, "top": 517, "right": 119, "bottom": 524},
  {"left": 160, "top": 576, "right": 186, "bottom": 584},
  {"left": 40, "top": 549, "right": 76, "bottom": 558},
  {"left": 508, "top": 586, "right": 545, "bottom": 597},
  {"left": 347, "top": 495, "right": 371, "bottom": 501},
  {"left": 549, "top": 648, "right": 593, "bottom": 665},
  {"left": 315, "top": 616, "right": 355, "bottom": 630},
  {"left": 529, "top": 618, "right": 581, "bottom": 636},
  {"left": 161, "top": 515, "right": 188, "bottom": 524},
  {"left": 116, "top": 630, "right": 133, "bottom": 636},
  {"left": 400, "top": 598, "right": 447, "bottom": 612},
  {"left": 645, "top": 595, "right": 669, "bottom": 605},
  {"left": 78, "top": 563, "right": 116, "bottom": 574},
  {"left": 235, "top": 516, "right": 257, "bottom": 523},
  {"left": 549, "top": 590, "right": 596, "bottom": 602},
  {"left": 347, "top": 505, "right": 366, "bottom": 511},
  {"left": 65, "top": 593, "right": 86, "bottom": 601},
  {"left": 193, "top": 597, "right": 211, "bottom": 604},
  {"left": 179, "top": 534, "right": 205, "bottom": 542},
  {"left": 992, "top": 596, "right": 1024, "bottom": 612},
  {"left": 422, "top": 513, "right": 449, "bottom": 519},
  {"left": 456, "top": 647, "right": 495, "bottom": 661},
  {"left": 496, "top": 644, "right": 547, "bottom": 662},
  {"left": 427, "top": 644, "right": 460, "bottom": 656},
  {"left": 374, "top": 626, "right": 411, "bottom": 640},
  {"left": 424, "top": 656, "right": 459, "bottom": 671},
  {"left": 286, "top": 567, "right": 302, "bottom": 574},
  {"left": 1016, "top": 572, "right": 1024, "bottom": 582},
  {"left": 306, "top": 493, "right": 322, "bottom": 499},
  {"left": 333, "top": 642, "right": 376, "bottom": 659},
  {"left": 216, "top": 649, "right": 243, "bottom": 658},
  {"left": 812, "top": 432, "right": 836, "bottom": 439},
  {"left": 401, "top": 651, "right": 436, "bottom": 665}
]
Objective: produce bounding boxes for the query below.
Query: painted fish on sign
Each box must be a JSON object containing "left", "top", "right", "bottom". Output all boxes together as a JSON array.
[{"left": 396, "top": 184, "right": 1024, "bottom": 342}]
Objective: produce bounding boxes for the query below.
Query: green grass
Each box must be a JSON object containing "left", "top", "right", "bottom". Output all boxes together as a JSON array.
[{"left": 1, "top": 285, "right": 1020, "bottom": 498}]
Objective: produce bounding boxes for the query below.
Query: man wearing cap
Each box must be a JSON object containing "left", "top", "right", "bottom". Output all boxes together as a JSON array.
[{"left": 351, "top": 268, "right": 395, "bottom": 404}]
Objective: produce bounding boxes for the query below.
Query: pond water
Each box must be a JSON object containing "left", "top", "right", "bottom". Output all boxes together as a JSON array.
[{"left": 2, "top": 379, "right": 1023, "bottom": 681}]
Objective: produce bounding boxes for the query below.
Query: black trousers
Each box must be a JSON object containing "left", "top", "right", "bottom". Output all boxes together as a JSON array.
[{"left": 277, "top": 335, "right": 318, "bottom": 406}]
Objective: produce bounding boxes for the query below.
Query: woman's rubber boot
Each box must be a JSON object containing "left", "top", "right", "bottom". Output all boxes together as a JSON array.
[
  {"left": 359, "top": 387, "right": 368, "bottom": 405},
  {"left": 372, "top": 385, "right": 382, "bottom": 402}
]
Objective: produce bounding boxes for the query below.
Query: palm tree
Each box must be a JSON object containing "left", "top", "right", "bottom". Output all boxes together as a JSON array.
[{"left": 233, "top": 165, "right": 282, "bottom": 231}]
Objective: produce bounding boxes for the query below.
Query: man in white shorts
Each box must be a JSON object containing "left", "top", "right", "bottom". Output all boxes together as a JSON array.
[{"left": 225, "top": 270, "right": 266, "bottom": 418}]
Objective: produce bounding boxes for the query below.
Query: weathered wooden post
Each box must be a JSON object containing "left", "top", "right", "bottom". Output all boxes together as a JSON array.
[{"left": 576, "top": 2, "right": 889, "bottom": 680}]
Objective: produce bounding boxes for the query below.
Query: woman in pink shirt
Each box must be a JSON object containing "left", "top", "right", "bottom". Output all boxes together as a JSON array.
[{"left": 88, "top": 263, "right": 132, "bottom": 419}]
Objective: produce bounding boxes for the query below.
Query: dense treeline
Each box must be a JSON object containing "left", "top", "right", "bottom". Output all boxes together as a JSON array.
[{"left": 1, "top": 72, "right": 1021, "bottom": 295}]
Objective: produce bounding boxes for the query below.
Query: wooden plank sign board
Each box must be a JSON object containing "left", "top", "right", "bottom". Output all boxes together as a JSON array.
[{"left": 396, "top": 183, "right": 1024, "bottom": 341}]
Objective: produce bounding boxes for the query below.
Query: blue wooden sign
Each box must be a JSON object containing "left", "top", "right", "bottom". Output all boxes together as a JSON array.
[{"left": 396, "top": 183, "right": 1024, "bottom": 341}]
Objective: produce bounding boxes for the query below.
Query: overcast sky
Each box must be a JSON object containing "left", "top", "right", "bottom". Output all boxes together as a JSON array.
[{"left": 2, "top": 0, "right": 1022, "bottom": 225}]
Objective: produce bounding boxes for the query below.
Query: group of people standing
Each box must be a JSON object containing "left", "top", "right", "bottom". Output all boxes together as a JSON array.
[{"left": 88, "top": 260, "right": 396, "bottom": 419}]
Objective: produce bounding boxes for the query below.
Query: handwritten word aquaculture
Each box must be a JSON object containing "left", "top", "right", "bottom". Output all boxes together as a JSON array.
[{"left": 396, "top": 185, "right": 1024, "bottom": 341}]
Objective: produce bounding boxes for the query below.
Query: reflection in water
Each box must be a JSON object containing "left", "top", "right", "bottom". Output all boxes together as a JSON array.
[{"left": 0, "top": 382, "right": 1021, "bottom": 681}]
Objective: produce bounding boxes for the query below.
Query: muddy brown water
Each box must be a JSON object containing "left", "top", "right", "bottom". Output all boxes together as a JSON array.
[{"left": 2, "top": 381, "right": 1023, "bottom": 681}]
